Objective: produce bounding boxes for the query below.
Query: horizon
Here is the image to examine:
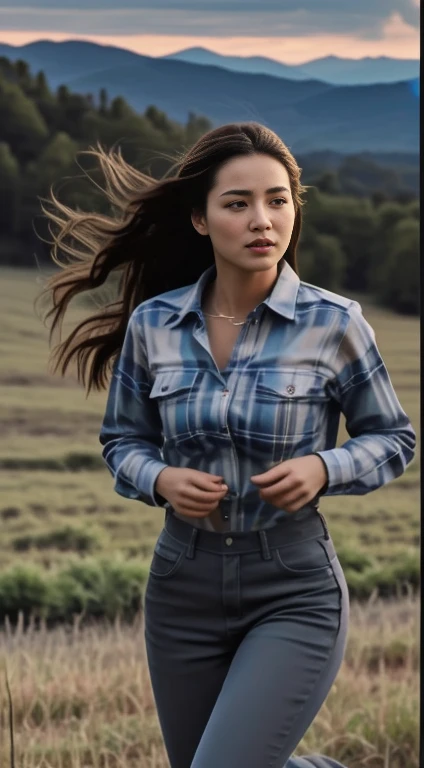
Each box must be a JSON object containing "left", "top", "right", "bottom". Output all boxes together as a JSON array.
[
  {"left": 0, "top": 35, "right": 420, "bottom": 65},
  {"left": 0, "top": 2, "right": 419, "bottom": 65}
]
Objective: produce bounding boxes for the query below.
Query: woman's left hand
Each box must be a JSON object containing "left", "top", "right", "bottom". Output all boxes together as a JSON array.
[{"left": 251, "top": 455, "right": 328, "bottom": 513}]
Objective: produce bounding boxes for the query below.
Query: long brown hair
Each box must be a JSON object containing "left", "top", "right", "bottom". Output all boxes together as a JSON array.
[{"left": 36, "top": 122, "right": 308, "bottom": 394}]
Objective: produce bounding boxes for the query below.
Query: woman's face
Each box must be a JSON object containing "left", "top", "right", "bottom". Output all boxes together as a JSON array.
[{"left": 191, "top": 152, "right": 296, "bottom": 274}]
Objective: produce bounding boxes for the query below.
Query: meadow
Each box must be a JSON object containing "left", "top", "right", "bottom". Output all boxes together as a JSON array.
[{"left": 0, "top": 266, "right": 420, "bottom": 767}]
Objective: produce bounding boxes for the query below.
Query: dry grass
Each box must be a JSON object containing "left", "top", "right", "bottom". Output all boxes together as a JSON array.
[{"left": 0, "top": 592, "right": 419, "bottom": 768}]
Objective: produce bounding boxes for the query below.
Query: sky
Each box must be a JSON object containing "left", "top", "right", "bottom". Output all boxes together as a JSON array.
[{"left": 0, "top": 0, "right": 420, "bottom": 63}]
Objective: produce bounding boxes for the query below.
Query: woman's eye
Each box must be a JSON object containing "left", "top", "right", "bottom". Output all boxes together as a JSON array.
[{"left": 226, "top": 198, "right": 287, "bottom": 209}]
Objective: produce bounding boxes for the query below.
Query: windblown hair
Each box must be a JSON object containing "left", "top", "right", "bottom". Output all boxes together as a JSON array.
[{"left": 36, "top": 122, "right": 308, "bottom": 393}]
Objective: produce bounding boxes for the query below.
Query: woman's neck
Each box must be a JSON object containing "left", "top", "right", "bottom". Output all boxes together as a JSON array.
[{"left": 204, "top": 263, "right": 280, "bottom": 319}]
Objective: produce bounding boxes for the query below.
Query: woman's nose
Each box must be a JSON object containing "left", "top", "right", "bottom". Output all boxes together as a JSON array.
[{"left": 249, "top": 206, "right": 272, "bottom": 230}]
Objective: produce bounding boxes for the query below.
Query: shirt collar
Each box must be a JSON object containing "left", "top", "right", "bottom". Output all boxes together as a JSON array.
[{"left": 165, "top": 259, "right": 300, "bottom": 328}]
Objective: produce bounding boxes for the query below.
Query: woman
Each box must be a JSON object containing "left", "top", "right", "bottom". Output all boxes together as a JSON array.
[{"left": 40, "top": 122, "right": 415, "bottom": 768}]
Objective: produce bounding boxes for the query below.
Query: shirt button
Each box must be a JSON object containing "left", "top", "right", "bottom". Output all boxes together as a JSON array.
[
  {"left": 225, "top": 537, "right": 233, "bottom": 546},
  {"left": 222, "top": 389, "right": 229, "bottom": 396}
]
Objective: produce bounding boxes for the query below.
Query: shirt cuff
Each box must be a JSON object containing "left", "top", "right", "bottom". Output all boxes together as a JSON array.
[
  {"left": 136, "top": 460, "right": 170, "bottom": 507},
  {"left": 313, "top": 448, "right": 355, "bottom": 495},
  {"left": 312, "top": 452, "right": 329, "bottom": 494}
]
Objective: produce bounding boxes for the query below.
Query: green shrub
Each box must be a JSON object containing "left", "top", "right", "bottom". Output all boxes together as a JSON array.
[
  {"left": 0, "top": 558, "right": 149, "bottom": 625},
  {"left": 345, "top": 550, "right": 419, "bottom": 600},
  {"left": 0, "top": 452, "right": 104, "bottom": 472},
  {"left": 12, "top": 525, "right": 101, "bottom": 553},
  {"left": 0, "top": 564, "right": 50, "bottom": 621},
  {"left": 64, "top": 452, "right": 105, "bottom": 471},
  {"left": 336, "top": 546, "right": 375, "bottom": 573}
]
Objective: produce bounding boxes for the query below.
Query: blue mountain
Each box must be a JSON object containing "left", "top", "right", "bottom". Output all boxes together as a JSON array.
[{"left": 0, "top": 40, "right": 418, "bottom": 154}]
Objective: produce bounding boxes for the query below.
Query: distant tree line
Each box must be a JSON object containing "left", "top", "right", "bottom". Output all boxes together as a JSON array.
[{"left": 0, "top": 56, "right": 419, "bottom": 314}]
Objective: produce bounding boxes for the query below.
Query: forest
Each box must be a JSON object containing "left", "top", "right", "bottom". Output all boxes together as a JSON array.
[{"left": 0, "top": 56, "right": 419, "bottom": 314}]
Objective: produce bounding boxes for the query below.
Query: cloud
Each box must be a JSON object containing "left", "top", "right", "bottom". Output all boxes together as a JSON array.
[{"left": 0, "top": 0, "right": 419, "bottom": 37}]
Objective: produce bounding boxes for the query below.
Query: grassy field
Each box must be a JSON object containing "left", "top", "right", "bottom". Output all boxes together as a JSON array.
[
  {"left": 0, "top": 594, "right": 419, "bottom": 768},
  {"left": 0, "top": 266, "right": 420, "bottom": 766}
]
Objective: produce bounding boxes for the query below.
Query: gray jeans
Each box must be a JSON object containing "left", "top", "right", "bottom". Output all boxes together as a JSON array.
[{"left": 144, "top": 508, "right": 349, "bottom": 768}]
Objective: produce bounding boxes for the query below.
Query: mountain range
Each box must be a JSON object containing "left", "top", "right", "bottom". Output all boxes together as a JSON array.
[
  {"left": 0, "top": 40, "right": 419, "bottom": 154},
  {"left": 164, "top": 48, "right": 419, "bottom": 86}
]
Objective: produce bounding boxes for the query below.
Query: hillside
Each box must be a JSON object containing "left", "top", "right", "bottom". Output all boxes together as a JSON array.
[{"left": 0, "top": 40, "right": 419, "bottom": 153}]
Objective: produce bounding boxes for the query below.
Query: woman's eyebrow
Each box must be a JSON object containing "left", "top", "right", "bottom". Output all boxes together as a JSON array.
[{"left": 219, "top": 186, "right": 290, "bottom": 197}]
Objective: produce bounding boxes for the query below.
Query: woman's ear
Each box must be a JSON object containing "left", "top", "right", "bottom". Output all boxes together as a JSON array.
[{"left": 191, "top": 210, "right": 209, "bottom": 236}]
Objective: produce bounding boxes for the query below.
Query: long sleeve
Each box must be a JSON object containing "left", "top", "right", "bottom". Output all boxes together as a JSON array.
[
  {"left": 316, "top": 301, "right": 416, "bottom": 496},
  {"left": 99, "top": 309, "right": 169, "bottom": 506}
]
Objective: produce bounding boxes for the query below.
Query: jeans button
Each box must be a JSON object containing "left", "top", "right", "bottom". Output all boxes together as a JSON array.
[{"left": 225, "top": 537, "right": 233, "bottom": 546}]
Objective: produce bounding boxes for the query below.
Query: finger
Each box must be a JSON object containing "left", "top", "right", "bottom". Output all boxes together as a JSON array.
[
  {"left": 268, "top": 490, "right": 309, "bottom": 511},
  {"left": 180, "top": 493, "right": 227, "bottom": 508},
  {"left": 191, "top": 477, "right": 228, "bottom": 492},
  {"left": 184, "top": 485, "right": 228, "bottom": 501},
  {"left": 189, "top": 483, "right": 228, "bottom": 497},
  {"left": 251, "top": 464, "right": 290, "bottom": 486},
  {"left": 259, "top": 476, "right": 301, "bottom": 498},
  {"left": 277, "top": 490, "right": 309, "bottom": 508},
  {"left": 195, "top": 472, "right": 226, "bottom": 484}
]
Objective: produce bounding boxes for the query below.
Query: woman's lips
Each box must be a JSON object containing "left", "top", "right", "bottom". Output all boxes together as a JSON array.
[{"left": 247, "top": 244, "right": 275, "bottom": 254}]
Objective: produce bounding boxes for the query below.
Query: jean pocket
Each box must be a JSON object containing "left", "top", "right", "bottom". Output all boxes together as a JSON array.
[
  {"left": 149, "top": 528, "right": 187, "bottom": 579},
  {"left": 275, "top": 535, "right": 337, "bottom": 574}
]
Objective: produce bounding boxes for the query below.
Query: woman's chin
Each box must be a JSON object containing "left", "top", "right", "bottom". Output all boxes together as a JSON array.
[{"left": 217, "top": 254, "right": 281, "bottom": 273}]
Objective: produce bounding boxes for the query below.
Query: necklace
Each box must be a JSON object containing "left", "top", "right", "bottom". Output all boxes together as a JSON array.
[{"left": 203, "top": 304, "right": 248, "bottom": 327}]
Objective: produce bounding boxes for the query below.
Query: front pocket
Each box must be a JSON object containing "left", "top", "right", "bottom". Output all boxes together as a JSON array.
[
  {"left": 149, "top": 369, "right": 199, "bottom": 440},
  {"left": 254, "top": 370, "right": 330, "bottom": 462},
  {"left": 149, "top": 528, "right": 187, "bottom": 579},
  {"left": 275, "top": 535, "right": 337, "bottom": 574}
]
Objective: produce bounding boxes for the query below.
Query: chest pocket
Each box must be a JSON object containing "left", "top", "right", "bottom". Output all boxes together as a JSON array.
[
  {"left": 254, "top": 371, "right": 330, "bottom": 458},
  {"left": 149, "top": 369, "right": 199, "bottom": 441}
]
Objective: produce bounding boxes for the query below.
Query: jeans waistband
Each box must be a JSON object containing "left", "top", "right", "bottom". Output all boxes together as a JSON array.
[{"left": 164, "top": 509, "right": 329, "bottom": 560}]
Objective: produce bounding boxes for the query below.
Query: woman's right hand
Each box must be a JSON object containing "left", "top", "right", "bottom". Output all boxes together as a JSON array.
[{"left": 154, "top": 467, "right": 228, "bottom": 518}]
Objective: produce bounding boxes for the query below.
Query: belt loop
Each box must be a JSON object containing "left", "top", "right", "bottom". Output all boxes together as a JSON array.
[
  {"left": 186, "top": 527, "right": 199, "bottom": 559},
  {"left": 258, "top": 530, "right": 272, "bottom": 560}
]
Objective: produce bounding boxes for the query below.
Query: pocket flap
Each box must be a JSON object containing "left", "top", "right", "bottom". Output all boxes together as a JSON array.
[
  {"left": 257, "top": 370, "right": 328, "bottom": 400},
  {"left": 149, "top": 369, "right": 198, "bottom": 399}
]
